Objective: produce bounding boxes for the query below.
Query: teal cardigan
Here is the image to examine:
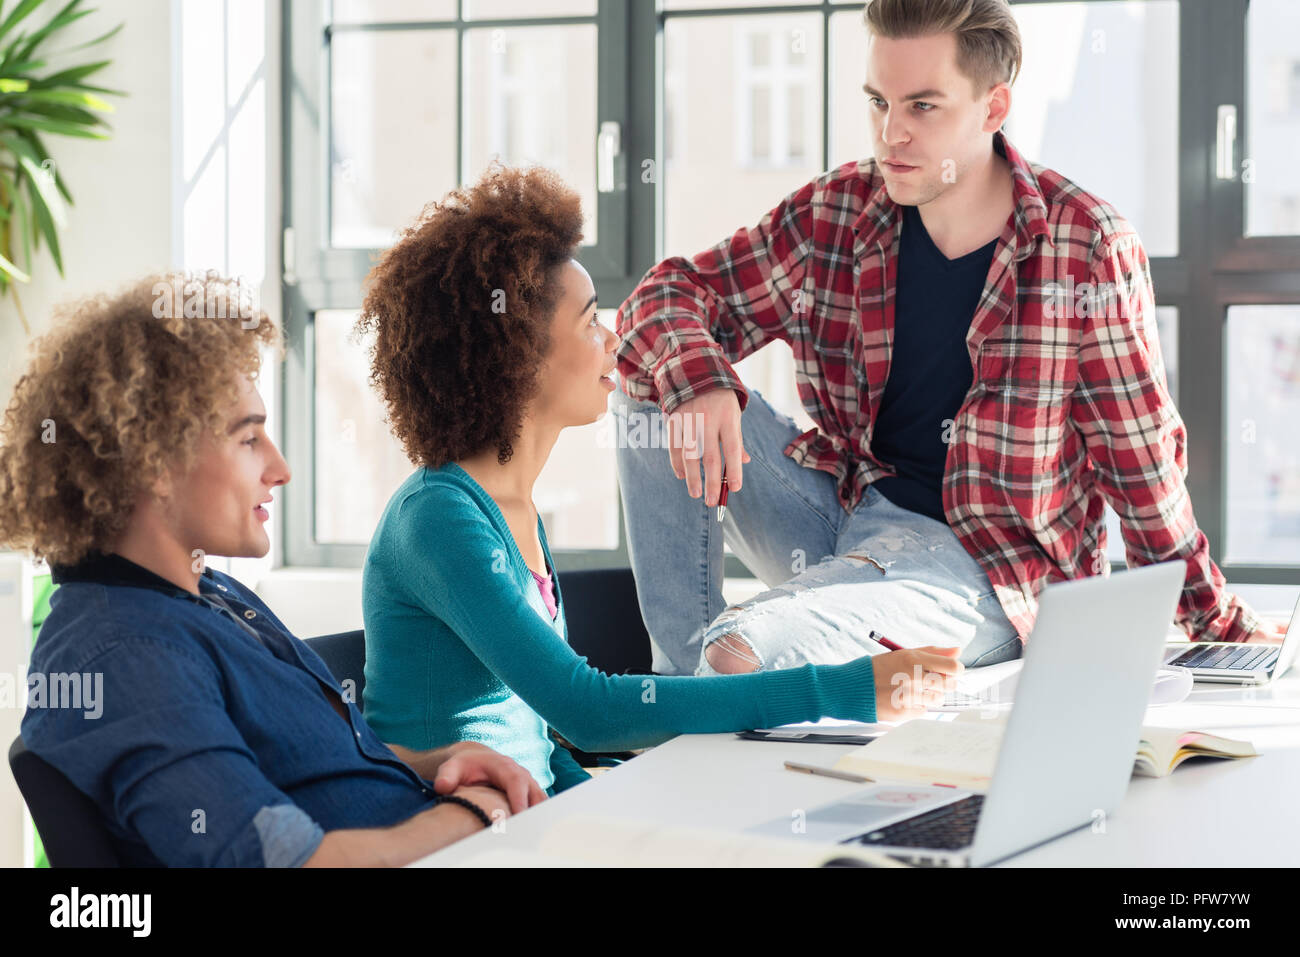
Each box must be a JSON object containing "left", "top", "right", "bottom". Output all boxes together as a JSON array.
[{"left": 361, "top": 464, "right": 878, "bottom": 794}]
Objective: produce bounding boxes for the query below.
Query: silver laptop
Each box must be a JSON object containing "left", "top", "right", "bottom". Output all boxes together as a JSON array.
[
  {"left": 1162, "top": 596, "right": 1299, "bottom": 684},
  {"left": 755, "top": 560, "right": 1186, "bottom": 867}
]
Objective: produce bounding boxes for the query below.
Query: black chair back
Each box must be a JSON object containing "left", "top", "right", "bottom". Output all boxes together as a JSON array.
[
  {"left": 8, "top": 735, "right": 121, "bottom": 867},
  {"left": 557, "top": 567, "right": 653, "bottom": 675},
  {"left": 305, "top": 629, "right": 367, "bottom": 712}
]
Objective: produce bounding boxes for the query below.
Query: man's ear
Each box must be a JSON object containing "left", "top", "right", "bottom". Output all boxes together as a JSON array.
[{"left": 983, "top": 82, "right": 1012, "bottom": 132}]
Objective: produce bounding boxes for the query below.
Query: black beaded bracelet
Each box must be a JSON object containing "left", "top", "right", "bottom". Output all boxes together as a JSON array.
[{"left": 436, "top": 794, "right": 492, "bottom": 830}]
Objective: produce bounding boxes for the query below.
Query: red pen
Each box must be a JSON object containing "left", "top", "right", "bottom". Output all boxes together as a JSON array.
[
  {"left": 716, "top": 473, "right": 729, "bottom": 523},
  {"left": 869, "top": 630, "right": 902, "bottom": 651}
]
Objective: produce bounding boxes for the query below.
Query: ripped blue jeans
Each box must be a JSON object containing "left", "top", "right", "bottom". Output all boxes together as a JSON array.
[{"left": 613, "top": 385, "right": 1022, "bottom": 677}]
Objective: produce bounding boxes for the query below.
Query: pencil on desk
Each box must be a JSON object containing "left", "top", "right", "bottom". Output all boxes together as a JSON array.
[{"left": 785, "top": 760, "right": 874, "bottom": 783}]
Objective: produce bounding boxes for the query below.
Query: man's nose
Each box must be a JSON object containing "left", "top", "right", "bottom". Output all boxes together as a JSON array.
[{"left": 881, "top": 109, "right": 909, "bottom": 145}]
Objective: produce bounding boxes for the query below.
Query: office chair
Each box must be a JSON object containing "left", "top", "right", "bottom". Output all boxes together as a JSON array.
[
  {"left": 8, "top": 735, "right": 121, "bottom": 867},
  {"left": 558, "top": 566, "right": 654, "bottom": 676},
  {"left": 304, "top": 628, "right": 367, "bottom": 713}
]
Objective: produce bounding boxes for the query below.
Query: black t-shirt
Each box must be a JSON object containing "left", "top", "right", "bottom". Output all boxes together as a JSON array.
[{"left": 870, "top": 204, "right": 998, "bottom": 524}]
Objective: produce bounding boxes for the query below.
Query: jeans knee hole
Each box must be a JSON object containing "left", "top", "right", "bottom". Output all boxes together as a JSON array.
[{"left": 705, "top": 632, "right": 763, "bottom": 673}]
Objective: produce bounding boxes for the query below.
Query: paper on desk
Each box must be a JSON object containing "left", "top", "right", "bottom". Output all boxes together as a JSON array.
[
  {"left": 941, "top": 661, "right": 1193, "bottom": 709},
  {"left": 754, "top": 713, "right": 956, "bottom": 737},
  {"left": 752, "top": 717, "right": 891, "bottom": 737},
  {"left": 833, "top": 719, "right": 1001, "bottom": 790},
  {"left": 954, "top": 659, "right": 1023, "bottom": 696}
]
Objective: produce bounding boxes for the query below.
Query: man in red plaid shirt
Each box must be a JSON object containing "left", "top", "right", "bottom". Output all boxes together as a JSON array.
[{"left": 613, "top": 0, "right": 1280, "bottom": 679}]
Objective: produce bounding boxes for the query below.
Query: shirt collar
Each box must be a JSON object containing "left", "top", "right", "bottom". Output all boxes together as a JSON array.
[
  {"left": 51, "top": 550, "right": 215, "bottom": 597},
  {"left": 853, "top": 129, "right": 1053, "bottom": 261}
]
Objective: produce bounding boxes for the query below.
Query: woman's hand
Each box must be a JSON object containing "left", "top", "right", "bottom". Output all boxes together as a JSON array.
[
  {"left": 432, "top": 741, "right": 547, "bottom": 812},
  {"left": 871, "top": 646, "right": 964, "bottom": 721}
]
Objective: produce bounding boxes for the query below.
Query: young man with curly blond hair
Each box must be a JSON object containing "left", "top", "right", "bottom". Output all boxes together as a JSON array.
[
  {"left": 615, "top": 0, "right": 1283, "bottom": 678},
  {"left": 1, "top": 274, "right": 545, "bottom": 867}
]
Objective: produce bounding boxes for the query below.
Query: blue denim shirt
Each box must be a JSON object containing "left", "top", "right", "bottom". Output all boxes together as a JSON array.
[{"left": 21, "top": 552, "right": 442, "bottom": 867}]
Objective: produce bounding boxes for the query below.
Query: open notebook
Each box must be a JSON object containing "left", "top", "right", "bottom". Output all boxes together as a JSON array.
[
  {"left": 437, "top": 814, "right": 907, "bottom": 868},
  {"left": 830, "top": 711, "right": 1257, "bottom": 791}
]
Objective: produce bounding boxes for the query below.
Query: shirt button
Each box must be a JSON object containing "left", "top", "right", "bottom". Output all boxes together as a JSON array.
[
  {"left": 217, "top": 584, "right": 228, "bottom": 592},
  {"left": 355, "top": 731, "right": 362, "bottom": 739},
  {"left": 243, "top": 609, "right": 256, "bottom": 620}
]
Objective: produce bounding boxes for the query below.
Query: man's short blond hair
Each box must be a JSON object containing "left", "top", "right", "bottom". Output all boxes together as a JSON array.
[{"left": 864, "top": 0, "right": 1023, "bottom": 94}]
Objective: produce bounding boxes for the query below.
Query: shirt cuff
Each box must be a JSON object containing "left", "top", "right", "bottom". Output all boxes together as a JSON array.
[{"left": 253, "top": 803, "right": 326, "bottom": 868}]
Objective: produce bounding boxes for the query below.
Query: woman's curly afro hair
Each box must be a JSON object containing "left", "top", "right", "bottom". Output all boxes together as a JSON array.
[
  {"left": 0, "top": 271, "right": 281, "bottom": 566},
  {"left": 356, "top": 162, "right": 585, "bottom": 468}
]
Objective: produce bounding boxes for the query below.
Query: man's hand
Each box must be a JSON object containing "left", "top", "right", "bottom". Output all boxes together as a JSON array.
[
  {"left": 871, "top": 646, "right": 964, "bottom": 721},
  {"left": 1247, "top": 620, "right": 1288, "bottom": 644},
  {"left": 447, "top": 784, "right": 514, "bottom": 828},
  {"left": 431, "top": 741, "right": 547, "bottom": 813},
  {"left": 668, "top": 389, "right": 750, "bottom": 507}
]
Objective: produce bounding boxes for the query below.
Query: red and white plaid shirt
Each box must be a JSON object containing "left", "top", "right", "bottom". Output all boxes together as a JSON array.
[{"left": 616, "top": 130, "right": 1261, "bottom": 644}]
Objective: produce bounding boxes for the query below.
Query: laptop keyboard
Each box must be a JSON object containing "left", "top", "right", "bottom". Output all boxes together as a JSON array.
[
  {"left": 849, "top": 794, "right": 984, "bottom": 852},
  {"left": 1167, "top": 644, "right": 1279, "bottom": 672}
]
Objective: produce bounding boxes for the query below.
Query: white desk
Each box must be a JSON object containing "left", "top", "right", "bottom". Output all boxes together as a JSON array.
[{"left": 416, "top": 587, "right": 1300, "bottom": 868}]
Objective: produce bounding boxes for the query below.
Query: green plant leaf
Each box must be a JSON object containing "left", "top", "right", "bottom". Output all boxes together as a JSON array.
[
  {"left": 0, "top": 0, "right": 123, "bottom": 299},
  {"left": 0, "top": 247, "right": 31, "bottom": 283},
  {"left": 54, "top": 19, "right": 121, "bottom": 56},
  {"left": 0, "top": 165, "right": 32, "bottom": 280},
  {"left": 13, "top": 129, "right": 73, "bottom": 204},
  {"left": 0, "top": 57, "right": 47, "bottom": 75},
  {"left": 25, "top": 173, "right": 61, "bottom": 274},
  {"left": 28, "top": 58, "right": 111, "bottom": 89},
  {"left": 10, "top": 87, "right": 114, "bottom": 111},
  {"left": 16, "top": 153, "right": 64, "bottom": 230},
  {"left": 0, "top": 130, "right": 44, "bottom": 171},
  {"left": 16, "top": 1, "right": 91, "bottom": 62},
  {"left": 7, "top": 100, "right": 109, "bottom": 128},
  {"left": 13, "top": 173, "right": 31, "bottom": 270},
  {"left": 62, "top": 82, "right": 125, "bottom": 97},
  {"left": 2, "top": 114, "right": 108, "bottom": 138},
  {"left": 0, "top": 0, "right": 46, "bottom": 49}
]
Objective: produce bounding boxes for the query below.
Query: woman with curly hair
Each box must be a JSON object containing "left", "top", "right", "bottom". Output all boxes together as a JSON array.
[
  {"left": 1, "top": 274, "right": 542, "bottom": 866},
  {"left": 358, "top": 164, "right": 963, "bottom": 794}
]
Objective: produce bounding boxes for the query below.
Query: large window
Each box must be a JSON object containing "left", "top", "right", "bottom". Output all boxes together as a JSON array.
[
  {"left": 283, "top": 0, "right": 630, "bottom": 567},
  {"left": 283, "top": 0, "right": 1300, "bottom": 586}
]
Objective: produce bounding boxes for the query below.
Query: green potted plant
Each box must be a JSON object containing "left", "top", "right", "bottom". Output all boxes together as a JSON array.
[{"left": 0, "top": 0, "right": 122, "bottom": 333}]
